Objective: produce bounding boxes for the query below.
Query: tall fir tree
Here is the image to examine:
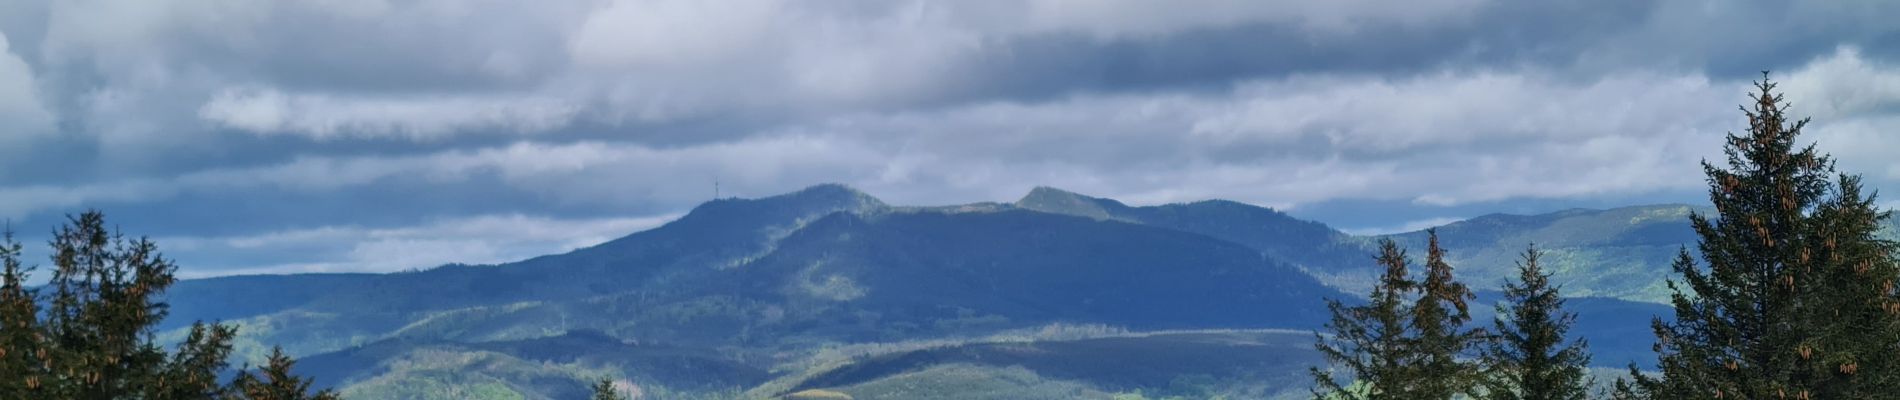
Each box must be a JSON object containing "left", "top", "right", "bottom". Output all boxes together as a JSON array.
[
  {"left": 1620, "top": 75, "right": 1900, "bottom": 399},
  {"left": 1481, "top": 245, "right": 1591, "bottom": 400},
  {"left": 1312, "top": 239, "right": 1420, "bottom": 400},
  {"left": 1410, "top": 229, "right": 1483, "bottom": 399}
]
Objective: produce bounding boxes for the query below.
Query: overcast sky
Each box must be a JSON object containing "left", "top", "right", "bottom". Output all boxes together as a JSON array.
[{"left": 2, "top": 0, "right": 1900, "bottom": 277}]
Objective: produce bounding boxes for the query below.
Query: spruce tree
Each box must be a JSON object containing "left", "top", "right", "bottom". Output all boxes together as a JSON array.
[
  {"left": 1620, "top": 75, "right": 1900, "bottom": 399},
  {"left": 1481, "top": 245, "right": 1591, "bottom": 400},
  {"left": 40, "top": 211, "right": 180, "bottom": 398},
  {"left": 1802, "top": 172, "right": 1900, "bottom": 395},
  {"left": 1313, "top": 232, "right": 1483, "bottom": 400},
  {"left": 1312, "top": 239, "right": 1419, "bottom": 400},
  {"left": 229, "top": 347, "right": 340, "bottom": 400},
  {"left": 149, "top": 322, "right": 240, "bottom": 399},
  {"left": 1410, "top": 229, "right": 1482, "bottom": 399}
]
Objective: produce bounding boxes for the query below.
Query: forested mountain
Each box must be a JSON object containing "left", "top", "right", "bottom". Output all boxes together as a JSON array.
[{"left": 157, "top": 184, "right": 1735, "bottom": 398}]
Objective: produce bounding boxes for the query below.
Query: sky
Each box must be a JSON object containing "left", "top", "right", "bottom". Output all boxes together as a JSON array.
[{"left": 2, "top": 0, "right": 1900, "bottom": 277}]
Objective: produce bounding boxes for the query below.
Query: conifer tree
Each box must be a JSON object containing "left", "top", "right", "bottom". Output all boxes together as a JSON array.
[
  {"left": 1481, "top": 245, "right": 1590, "bottom": 400},
  {"left": 229, "top": 347, "right": 339, "bottom": 400},
  {"left": 149, "top": 322, "right": 240, "bottom": 399},
  {"left": 1312, "top": 239, "right": 1419, "bottom": 399},
  {"left": 0, "top": 230, "right": 47, "bottom": 397},
  {"left": 1410, "top": 229, "right": 1483, "bottom": 399},
  {"left": 1620, "top": 74, "right": 1900, "bottom": 399},
  {"left": 40, "top": 211, "right": 179, "bottom": 398},
  {"left": 1312, "top": 232, "right": 1483, "bottom": 400},
  {"left": 592, "top": 377, "right": 625, "bottom": 400}
]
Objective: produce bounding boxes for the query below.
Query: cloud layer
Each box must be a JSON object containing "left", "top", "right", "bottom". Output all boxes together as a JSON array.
[{"left": 3, "top": 0, "right": 1900, "bottom": 275}]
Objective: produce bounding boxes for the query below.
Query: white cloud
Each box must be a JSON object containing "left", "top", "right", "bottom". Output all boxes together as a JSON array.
[
  {"left": 198, "top": 88, "right": 581, "bottom": 140},
  {"left": 1774, "top": 47, "right": 1900, "bottom": 194},
  {"left": 1010, "top": 0, "right": 1488, "bottom": 38},
  {"left": 1785, "top": 47, "right": 1900, "bottom": 120},
  {"left": 568, "top": 0, "right": 784, "bottom": 69},
  {"left": 1193, "top": 72, "right": 1730, "bottom": 151},
  {"left": 168, "top": 213, "right": 680, "bottom": 277},
  {"left": 0, "top": 31, "right": 54, "bottom": 141},
  {"left": 778, "top": 69, "right": 1734, "bottom": 207}
]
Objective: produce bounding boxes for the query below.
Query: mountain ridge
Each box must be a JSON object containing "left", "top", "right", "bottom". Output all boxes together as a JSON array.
[{"left": 152, "top": 184, "right": 1800, "bottom": 397}]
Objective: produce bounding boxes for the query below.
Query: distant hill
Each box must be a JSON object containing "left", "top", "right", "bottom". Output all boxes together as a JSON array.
[
  {"left": 168, "top": 184, "right": 887, "bottom": 328},
  {"left": 1017, "top": 186, "right": 1702, "bottom": 302},
  {"left": 1016, "top": 187, "right": 1374, "bottom": 292},
  {"left": 156, "top": 184, "right": 1769, "bottom": 397},
  {"left": 1382, "top": 205, "right": 1707, "bottom": 302}
]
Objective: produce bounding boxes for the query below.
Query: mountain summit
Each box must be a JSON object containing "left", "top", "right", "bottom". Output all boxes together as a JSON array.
[{"left": 1015, "top": 186, "right": 1136, "bottom": 221}]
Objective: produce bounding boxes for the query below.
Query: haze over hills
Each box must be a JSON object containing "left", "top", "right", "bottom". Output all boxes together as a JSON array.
[{"left": 156, "top": 184, "right": 1796, "bottom": 398}]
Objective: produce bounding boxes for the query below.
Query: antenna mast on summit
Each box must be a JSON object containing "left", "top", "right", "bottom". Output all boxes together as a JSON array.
[{"left": 715, "top": 179, "right": 720, "bottom": 199}]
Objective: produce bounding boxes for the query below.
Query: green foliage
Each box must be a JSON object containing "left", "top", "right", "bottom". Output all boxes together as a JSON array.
[
  {"left": 1622, "top": 75, "right": 1900, "bottom": 399},
  {"left": 0, "top": 211, "right": 333, "bottom": 399},
  {"left": 1481, "top": 245, "right": 1591, "bottom": 400}
]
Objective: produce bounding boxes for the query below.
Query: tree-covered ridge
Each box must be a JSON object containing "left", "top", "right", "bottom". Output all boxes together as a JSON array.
[{"left": 0, "top": 211, "right": 334, "bottom": 399}]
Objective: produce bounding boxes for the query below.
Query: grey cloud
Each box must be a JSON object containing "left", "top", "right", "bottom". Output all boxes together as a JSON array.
[
  {"left": 0, "top": 63, "right": 1850, "bottom": 226},
  {"left": 1, "top": 1, "right": 1898, "bottom": 276},
  {"left": 0, "top": 0, "right": 1652, "bottom": 143}
]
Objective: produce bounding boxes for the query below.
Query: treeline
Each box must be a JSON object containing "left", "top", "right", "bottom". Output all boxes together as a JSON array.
[
  {"left": 0, "top": 212, "right": 336, "bottom": 399},
  {"left": 1311, "top": 75, "right": 1900, "bottom": 400}
]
